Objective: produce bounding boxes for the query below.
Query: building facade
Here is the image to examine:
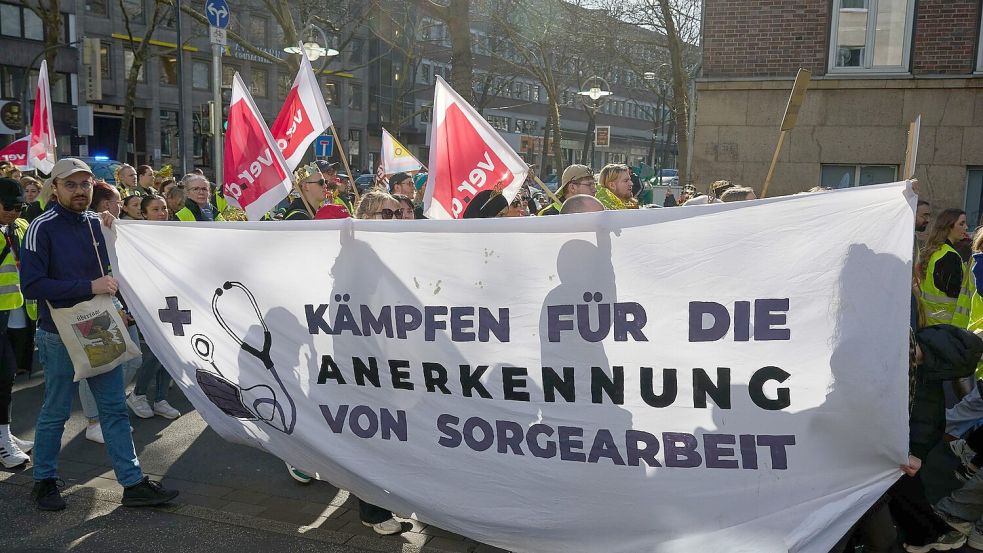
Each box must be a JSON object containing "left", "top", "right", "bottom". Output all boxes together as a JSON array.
[
  {"left": 696, "top": 0, "right": 983, "bottom": 218},
  {"left": 1, "top": 0, "right": 674, "bottom": 181}
]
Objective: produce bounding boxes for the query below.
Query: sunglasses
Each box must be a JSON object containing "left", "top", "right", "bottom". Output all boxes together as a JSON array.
[
  {"left": 378, "top": 208, "right": 404, "bottom": 220},
  {"left": 1, "top": 201, "right": 24, "bottom": 212},
  {"left": 304, "top": 178, "right": 327, "bottom": 187}
]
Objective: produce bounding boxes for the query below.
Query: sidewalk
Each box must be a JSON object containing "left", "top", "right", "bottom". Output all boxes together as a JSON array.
[{"left": 4, "top": 372, "right": 507, "bottom": 553}]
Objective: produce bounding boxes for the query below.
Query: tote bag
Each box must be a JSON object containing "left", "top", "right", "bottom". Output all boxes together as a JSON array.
[{"left": 46, "top": 219, "right": 140, "bottom": 381}]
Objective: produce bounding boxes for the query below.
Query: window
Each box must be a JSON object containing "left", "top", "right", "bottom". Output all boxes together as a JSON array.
[
  {"left": 820, "top": 164, "right": 897, "bottom": 188},
  {"left": 247, "top": 15, "right": 266, "bottom": 47},
  {"left": 829, "top": 0, "right": 913, "bottom": 72},
  {"left": 277, "top": 73, "right": 292, "bottom": 98},
  {"left": 0, "top": 5, "right": 20, "bottom": 38},
  {"left": 121, "top": 0, "right": 145, "bottom": 24},
  {"left": 486, "top": 115, "right": 510, "bottom": 132},
  {"left": 324, "top": 82, "right": 338, "bottom": 106},
  {"left": 347, "top": 83, "right": 362, "bottom": 110},
  {"left": 250, "top": 68, "right": 267, "bottom": 97},
  {"left": 966, "top": 169, "right": 983, "bottom": 228},
  {"left": 222, "top": 65, "right": 236, "bottom": 88},
  {"left": 160, "top": 110, "right": 179, "bottom": 157},
  {"left": 87, "top": 0, "right": 107, "bottom": 15},
  {"left": 100, "top": 41, "right": 111, "bottom": 79},
  {"left": 123, "top": 50, "right": 146, "bottom": 82},
  {"left": 420, "top": 106, "right": 432, "bottom": 123},
  {"left": 421, "top": 63, "right": 431, "bottom": 84},
  {"left": 515, "top": 119, "right": 537, "bottom": 134},
  {"left": 23, "top": 8, "right": 42, "bottom": 40},
  {"left": 349, "top": 38, "right": 363, "bottom": 64},
  {"left": 160, "top": 56, "right": 178, "bottom": 86},
  {"left": 192, "top": 61, "right": 209, "bottom": 90}
]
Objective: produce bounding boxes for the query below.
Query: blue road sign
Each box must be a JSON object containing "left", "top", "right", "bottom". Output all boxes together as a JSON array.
[
  {"left": 315, "top": 135, "right": 334, "bottom": 158},
  {"left": 205, "top": 0, "right": 230, "bottom": 29}
]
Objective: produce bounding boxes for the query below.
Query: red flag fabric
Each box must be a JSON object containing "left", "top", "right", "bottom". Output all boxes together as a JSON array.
[
  {"left": 28, "top": 60, "right": 57, "bottom": 174},
  {"left": 223, "top": 72, "right": 293, "bottom": 221},
  {"left": 269, "top": 51, "right": 333, "bottom": 172},
  {"left": 0, "top": 137, "right": 30, "bottom": 170},
  {"left": 423, "top": 76, "right": 528, "bottom": 219}
]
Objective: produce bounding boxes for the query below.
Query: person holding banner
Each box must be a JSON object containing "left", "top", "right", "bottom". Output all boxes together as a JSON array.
[
  {"left": 918, "top": 209, "right": 970, "bottom": 327},
  {"left": 21, "top": 158, "right": 178, "bottom": 511}
]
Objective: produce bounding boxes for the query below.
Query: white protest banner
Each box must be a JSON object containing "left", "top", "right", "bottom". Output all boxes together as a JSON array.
[
  {"left": 106, "top": 182, "right": 914, "bottom": 553},
  {"left": 223, "top": 72, "right": 293, "bottom": 221},
  {"left": 424, "top": 76, "right": 528, "bottom": 219},
  {"left": 381, "top": 128, "right": 425, "bottom": 175},
  {"left": 28, "top": 60, "right": 57, "bottom": 174},
  {"left": 270, "top": 51, "right": 333, "bottom": 172}
]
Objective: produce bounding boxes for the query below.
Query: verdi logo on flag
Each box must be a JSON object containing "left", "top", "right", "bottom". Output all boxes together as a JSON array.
[
  {"left": 223, "top": 72, "right": 293, "bottom": 221},
  {"left": 0, "top": 137, "right": 29, "bottom": 170},
  {"left": 381, "top": 128, "right": 424, "bottom": 176},
  {"left": 28, "top": 60, "right": 57, "bottom": 174},
  {"left": 423, "top": 76, "right": 528, "bottom": 219},
  {"left": 270, "top": 50, "right": 333, "bottom": 172}
]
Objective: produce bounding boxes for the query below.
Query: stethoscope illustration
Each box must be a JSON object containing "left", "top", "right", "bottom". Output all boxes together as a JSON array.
[{"left": 191, "top": 281, "right": 297, "bottom": 434}]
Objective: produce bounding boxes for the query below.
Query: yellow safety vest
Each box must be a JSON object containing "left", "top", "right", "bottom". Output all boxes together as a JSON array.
[
  {"left": 0, "top": 219, "right": 27, "bottom": 312},
  {"left": 921, "top": 244, "right": 971, "bottom": 327}
]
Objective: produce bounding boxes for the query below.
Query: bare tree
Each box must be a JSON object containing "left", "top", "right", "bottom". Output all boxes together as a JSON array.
[
  {"left": 590, "top": 0, "right": 701, "bottom": 185},
  {"left": 407, "top": 0, "right": 475, "bottom": 101},
  {"left": 117, "top": 0, "right": 171, "bottom": 163},
  {"left": 25, "top": 0, "right": 63, "bottom": 70}
]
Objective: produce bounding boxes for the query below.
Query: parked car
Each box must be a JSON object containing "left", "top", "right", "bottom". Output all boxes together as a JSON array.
[
  {"left": 354, "top": 174, "right": 376, "bottom": 193},
  {"left": 656, "top": 168, "right": 679, "bottom": 187},
  {"left": 76, "top": 156, "right": 125, "bottom": 186}
]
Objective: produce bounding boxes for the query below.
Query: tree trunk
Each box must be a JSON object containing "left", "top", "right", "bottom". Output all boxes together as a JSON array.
[
  {"left": 549, "top": 94, "right": 563, "bottom": 173},
  {"left": 658, "top": 0, "right": 689, "bottom": 187},
  {"left": 581, "top": 109, "right": 595, "bottom": 165},
  {"left": 117, "top": 58, "right": 144, "bottom": 163},
  {"left": 40, "top": 1, "right": 62, "bottom": 70},
  {"left": 539, "top": 109, "right": 552, "bottom": 180},
  {"left": 446, "top": 0, "right": 474, "bottom": 101}
]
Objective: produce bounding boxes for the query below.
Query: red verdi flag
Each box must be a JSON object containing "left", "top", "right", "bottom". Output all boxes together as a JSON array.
[
  {"left": 223, "top": 72, "right": 292, "bottom": 221},
  {"left": 0, "top": 137, "right": 30, "bottom": 170},
  {"left": 28, "top": 60, "right": 57, "bottom": 174},
  {"left": 270, "top": 51, "right": 333, "bottom": 172},
  {"left": 423, "top": 76, "right": 528, "bottom": 219}
]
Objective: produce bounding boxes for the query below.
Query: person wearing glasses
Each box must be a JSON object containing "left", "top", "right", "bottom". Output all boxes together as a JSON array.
[
  {"left": 537, "top": 165, "right": 596, "bottom": 216},
  {"left": 174, "top": 174, "right": 224, "bottom": 222},
  {"left": 0, "top": 178, "right": 32, "bottom": 469},
  {"left": 20, "top": 159, "right": 179, "bottom": 511},
  {"left": 391, "top": 194, "right": 416, "bottom": 220},
  {"left": 355, "top": 190, "right": 404, "bottom": 220},
  {"left": 284, "top": 164, "right": 330, "bottom": 221}
]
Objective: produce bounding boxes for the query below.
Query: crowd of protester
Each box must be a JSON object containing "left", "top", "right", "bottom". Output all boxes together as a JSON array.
[{"left": 5, "top": 155, "right": 983, "bottom": 549}]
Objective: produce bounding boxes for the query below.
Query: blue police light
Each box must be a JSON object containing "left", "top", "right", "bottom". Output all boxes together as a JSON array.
[{"left": 92, "top": 155, "right": 110, "bottom": 161}]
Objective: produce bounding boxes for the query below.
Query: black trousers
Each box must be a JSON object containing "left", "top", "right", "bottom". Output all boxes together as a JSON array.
[
  {"left": 8, "top": 320, "right": 35, "bottom": 373},
  {"left": 0, "top": 330, "right": 17, "bottom": 425},
  {"left": 830, "top": 498, "right": 898, "bottom": 553},
  {"left": 358, "top": 498, "right": 393, "bottom": 524},
  {"left": 888, "top": 473, "right": 949, "bottom": 547}
]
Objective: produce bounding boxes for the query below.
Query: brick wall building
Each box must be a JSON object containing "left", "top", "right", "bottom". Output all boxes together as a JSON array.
[{"left": 694, "top": 0, "right": 983, "bottom": 220}]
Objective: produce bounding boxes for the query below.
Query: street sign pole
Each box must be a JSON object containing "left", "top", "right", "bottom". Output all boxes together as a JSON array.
[
  {"left": 212, "top": 42, "right": 222, "bottom": 188},
  {"left": 175, "top": 0, "right": 187, "bottom": 175}
]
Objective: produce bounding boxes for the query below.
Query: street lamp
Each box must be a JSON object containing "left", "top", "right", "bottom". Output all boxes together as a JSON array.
[
  {"left": 577, "top": 76, "right": 611, "bottom": 165},
  {"left": 283, "top": 23, "right": 339, "bottom": 65},
  {"left": 643, "top": 65, "right": 672, "bottom": 180}
]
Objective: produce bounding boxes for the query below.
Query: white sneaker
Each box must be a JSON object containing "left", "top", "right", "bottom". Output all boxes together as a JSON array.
[
  {"left": 152, "top": 400, "right": 181, "bottom": 420},
  {"left": 950, "top": 439, "right": 976, "bottom": 467},
  {"left": 126, "top": 394, "right": 154, "bottom": 419},
  {"left": 0, "top": 436, "right": 29, "bottom": 468},
  {"left": 362, "top": 517, "right": 403, "bottom": 536},
  {"left": 85, "top": 423, "right": 105, "bottom": 444},
  {"left": 11, "top": 434, "right": 33, "bottom": 453}
]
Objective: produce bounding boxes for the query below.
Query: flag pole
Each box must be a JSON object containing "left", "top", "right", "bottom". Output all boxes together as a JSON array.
[
  {"left": 329, "top": 125, "right": 361, "bottom": 206},
  {"left": 531, "top": 174, "right": 562, "bottom": 207}
]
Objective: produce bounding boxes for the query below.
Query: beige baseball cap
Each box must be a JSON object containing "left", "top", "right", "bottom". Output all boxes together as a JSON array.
[
  {"left": 559, "top": 164, "right": 593, "bottom": 193},
  {"left": 48, "top": 158, "right": 93, "bottom": 181}
]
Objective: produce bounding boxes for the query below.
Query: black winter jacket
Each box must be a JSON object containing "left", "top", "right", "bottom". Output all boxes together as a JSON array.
[{"left": 910, "top": 325, "right": 983, "bottom": 459}]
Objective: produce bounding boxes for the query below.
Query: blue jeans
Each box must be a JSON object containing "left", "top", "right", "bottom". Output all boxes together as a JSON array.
[
  {"left": 33, "top": 328, "right": 143, "bottom": 487},
  {"left": 947, "top": 384, "right": 983, "bottom": 438},
  {"left": 134, "top": 348, "right": 172, "bottom": 403},
  {"left": 79, "top": 325, "right": 141, "bottom": 419}
]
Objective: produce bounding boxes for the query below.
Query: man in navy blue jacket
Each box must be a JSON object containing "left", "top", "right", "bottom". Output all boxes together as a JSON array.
[{"left": 21, "top": 158, "right": 178, "bottom": 511}]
